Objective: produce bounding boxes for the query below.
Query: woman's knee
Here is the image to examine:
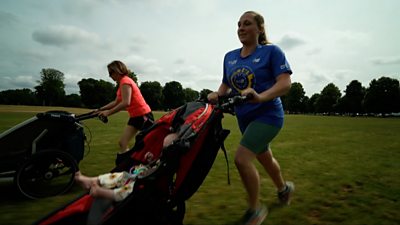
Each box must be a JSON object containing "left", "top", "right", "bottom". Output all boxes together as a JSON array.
[
  {"left": 234, "top": 146, "right": 255, "bottom": 168},
  {"left": 234, "top": 155, "right": 244, "bottom": 168},
  {"left": 257, "top": 149, "right": 273, "bottom": 161}
]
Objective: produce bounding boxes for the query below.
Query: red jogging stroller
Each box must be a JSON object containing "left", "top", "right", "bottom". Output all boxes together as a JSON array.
[{"left": 35, "top": 95, "right": 248, "bottom": 225}]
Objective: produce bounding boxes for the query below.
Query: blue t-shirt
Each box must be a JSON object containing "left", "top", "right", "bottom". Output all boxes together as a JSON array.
[{"left": 222, "top": 44, "right": 292, "bottom": 129}]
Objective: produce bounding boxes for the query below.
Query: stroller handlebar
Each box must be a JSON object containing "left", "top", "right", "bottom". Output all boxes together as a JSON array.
[
  {"left": 220, "top": 94, "right": 251, "bottom": 108},
  {"left": 75, "top": 111, "right": 108, "bottom": 123},
  {"left": 212, "top": 93, "right": 253, "bottom": 114}
]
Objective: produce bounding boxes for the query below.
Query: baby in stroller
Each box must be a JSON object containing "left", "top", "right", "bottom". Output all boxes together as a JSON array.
[{"left": 75, "top": 132, "right": 179, "bottom": 202}]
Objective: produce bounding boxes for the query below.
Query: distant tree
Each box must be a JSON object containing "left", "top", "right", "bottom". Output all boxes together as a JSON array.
[
  {"left": 128, "top": 71, "right": 138, "bottom": 84},
  {"left": 284, "top": 82, "right": 306, "bottom": 113},
  {"left": 0, "top": 88, "right": 38, "bottom": 105},
  {"left": 315, "top": 83, "right": 341, "bottom": 114},
  {"left": 64, "top": 94, "right": 82, "bottom": 107},
  {"left": 302, "top": 96, "right": 310, "bottom": 113},
  {"left": 162, "top": 81, "right": 185, "bottom": 110},
  {"left": 78, "top": 78, "right": 115, "bottom": 108},
  {"left": 199, "top": 89, "right": 213, "bottom": 101},
  {"left": 364, "top": 76, "right": 400, "bottom": 114},
  {"left": 307, "top": 93, "right": 320, "bottom": 113},
  {"left": 140, "top": 81, "right": 163, "bottom": 110},
  {"left": 183, "top": 88, "right": 199, "bottom": 103},
  {"left": 35, "top": 68, "right": 66, "bottom": 106},
  {"left": 338, "top": 80, "right": 365, "bottom": 115},
  {"left": 115, "top": 72, "right": 138, "bottom": 90}
]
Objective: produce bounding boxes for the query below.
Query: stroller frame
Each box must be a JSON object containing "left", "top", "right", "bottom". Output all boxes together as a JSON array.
[{"left": 0, "top": 110, "right": 107, "bottom": 199}]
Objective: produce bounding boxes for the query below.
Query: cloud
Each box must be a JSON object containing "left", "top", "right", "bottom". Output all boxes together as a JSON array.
[
  {"left": 174, "top": 59, "right": 185, "bottom": 65},
  {"left": 170, "top": 64, "right": 220, "bottom": 91},
  {"left": 371, "top": 56, "right": 400, "bottom": 65},
  {"left": 32, "top": 25, "right": 101, "bottom": 48},
  {"left": 127, "top": 35, "right": 148, "bottom": 52},
  {"left": 0, "top": 11, "right": 19, "bottom": 27},
  {"left": 277, "top": 33, "right": 306, "bottom": 50},
  {"left": 307, "top": 72, "right": 329, "bottom": 86},
  {"left": 61, "top": 0, "right": 103, "bottom": 16},
  {"left": 297, "top": 69, "right": 368, "bottom": 95},
  {"left": 17, "top": 48, "right": 51, "bottom": 63},
  {"left": 124, "top": 54, "right": 163, "bottom": 79},
  {"left": 306, "top": 48, "right": 322, "bottom": 56},
  {"left": 329, "top": 30, "right": 370, "bottom": 44},
  {"left": 0, "top": 75, "right": 37, "bottom": 90},
  {"left": 64, "top": 72, "right": 86, "bottom": 94},
  {"left": 173, "top": 65, "right": 202, "bottom": 79}
]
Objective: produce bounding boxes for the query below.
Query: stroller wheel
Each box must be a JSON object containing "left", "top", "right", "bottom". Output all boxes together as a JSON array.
[{"left": 14, "top": 149, "right": 78, "bottom": 199}]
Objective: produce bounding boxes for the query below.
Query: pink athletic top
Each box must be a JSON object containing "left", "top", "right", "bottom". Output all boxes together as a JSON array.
[{"left": 116, "top": 76, "right": 151, "bottom": 117}]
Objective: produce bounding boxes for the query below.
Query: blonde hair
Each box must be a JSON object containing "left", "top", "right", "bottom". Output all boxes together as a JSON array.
[
  {"left": 243, "top": 11, "right": 270, "bottom": 45},
  {"left": 107, "top": 60, "right": 130, "bottom": 76}
]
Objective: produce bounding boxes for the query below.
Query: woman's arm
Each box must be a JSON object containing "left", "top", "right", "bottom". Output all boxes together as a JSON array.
[
  {"left": 217, "top": 83, "right": 231, "bottom": 96},
  {"left": 99, "top": 84, "right": 132, "bottom": 117},
  {"left": 119, "top": 84, "right": 132, "bottom": 109},
  {"left": 98, "top": 98, "right": 118, "bottom": 111},
  {"left": 207, "top": 83, "right": 231, "bottom": 103},
  {"left": 242, "top": 73, "right": 292, "bottom": 103}
]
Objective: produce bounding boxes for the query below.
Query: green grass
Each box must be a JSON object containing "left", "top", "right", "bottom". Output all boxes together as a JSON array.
[{"left": 0, "top": 105, "right": 399, "bottom": 225}]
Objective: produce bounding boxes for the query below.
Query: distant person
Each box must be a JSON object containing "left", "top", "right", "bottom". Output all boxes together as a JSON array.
[
  {"left": 97, "top": 60, "right": 153, "bottom": 165},
  {"left": 207, "top": 11, "right": 294, "bottom": 225}
]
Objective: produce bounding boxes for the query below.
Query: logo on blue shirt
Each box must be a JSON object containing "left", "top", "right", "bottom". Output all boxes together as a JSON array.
[
  {"left": 230, "top": 66, "right": 255, "bottom": 91},
  {"left": 228, "top": 60, "right": 237, "bottom": 65}
]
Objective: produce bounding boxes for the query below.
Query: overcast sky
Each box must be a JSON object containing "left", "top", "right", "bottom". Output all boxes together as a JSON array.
[{"left": 1, "top": 0, "right": 399, "bottom": 96}]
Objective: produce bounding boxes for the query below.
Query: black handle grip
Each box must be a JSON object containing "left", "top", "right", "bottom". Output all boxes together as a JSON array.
[
  {"left": 75, "top": 111, "right": 108, "bottom": 123},
  {"left": 245, "top": 93, "right": 254, "bottom": 100},
  {"left": 98, "top": 115, "right": 108, "bottom": 123}
]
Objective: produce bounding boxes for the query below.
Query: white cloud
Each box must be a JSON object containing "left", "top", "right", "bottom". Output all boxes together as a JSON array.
[
  {"left": 277, "top": 33, "right": 306, "bottom": 50},
  {"left": 32, "top": 25, "right": 101, "bottom": 48},
  {"left": 306, "top": 48, "right": 322, "bottom": 56},
  {"left": 64, "top": 72, "right": 86, "bottom": 94},
  {"left": 124, "top": 54, "right": 163, "bottom": 81},
  {"left": 170, "top": 64, "right": 220, "bottom": 91},
  {"left": 0, "top": 11, "right": 19, "bottom": 27},
  {"left": 60, "top": 0, "right": 104, "bottom": 16},
  {"left": 329, "top": 30, "right": 370, "bottom": 44},
  {"left": 174, "top": 59, "right": 185, "bottom": 65},
  {"left": 371, "top": 56, "right": 400, "bottom": 65},
  {"left": 0, "top": 75, "right": 37, "bottom": 90},
  {"left": 127, "top": 35, "right": 148, "bottom": 52}
]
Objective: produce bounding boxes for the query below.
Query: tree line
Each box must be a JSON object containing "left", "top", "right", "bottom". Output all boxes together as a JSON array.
[
  {"left": 0, "top": 68, "right": 399, "bottom": 115},
  {"left": 282, "top": 77, "right": 400, "bottom": 116}
]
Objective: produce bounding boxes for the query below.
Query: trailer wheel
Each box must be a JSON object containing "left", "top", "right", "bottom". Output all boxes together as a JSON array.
[{"left": 15, "top": 149, "right": 78, "bottom": 199}]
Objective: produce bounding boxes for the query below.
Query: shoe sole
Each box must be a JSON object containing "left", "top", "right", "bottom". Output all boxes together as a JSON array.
[
  {"left": 279, "top": 181, "right": 295, "bottom": 205},
  {"left": 247, "top": 207, "right": 268, "bottom": 225}
]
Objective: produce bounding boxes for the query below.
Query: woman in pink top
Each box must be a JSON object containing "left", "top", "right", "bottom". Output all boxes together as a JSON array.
[{"left": 97, "top": 60, "right": 153, "bottom": 165}]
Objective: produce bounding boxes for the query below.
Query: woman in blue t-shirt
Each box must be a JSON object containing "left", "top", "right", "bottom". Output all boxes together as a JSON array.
[{"left": 208, "top": 11, "right": 295, "bottom": 225}]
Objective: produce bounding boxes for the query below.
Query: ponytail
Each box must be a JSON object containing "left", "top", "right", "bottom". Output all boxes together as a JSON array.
[{"left": 258, "top": 32, "right": 269, "bottom": 45}]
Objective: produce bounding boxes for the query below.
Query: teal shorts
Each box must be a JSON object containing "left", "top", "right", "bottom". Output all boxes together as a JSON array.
[{"left": 240, "top": 121, "right": 281, "bottom": 154}]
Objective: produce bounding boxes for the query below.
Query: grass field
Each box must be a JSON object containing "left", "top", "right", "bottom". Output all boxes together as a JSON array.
[{"left": 0, "top": 105, "right": 399, "bottom": 225}]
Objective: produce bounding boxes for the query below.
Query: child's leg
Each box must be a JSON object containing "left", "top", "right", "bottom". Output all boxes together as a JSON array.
[
  {"left": 90, "top": 182, "right": 116, "bottom": 201},
  {"left": 113, "top": 180, "right": 135, "bottom": 202},
  {"left": 98, "top": 172, "right": 131, "bottom": 189},
  {"left": 163, "top": 132, "right": 179, "bottom": 147},
  {"left": 75, "top": 171, "right": 99, "bottom": 190}
]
